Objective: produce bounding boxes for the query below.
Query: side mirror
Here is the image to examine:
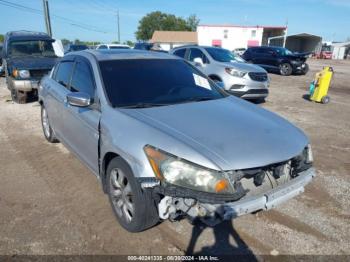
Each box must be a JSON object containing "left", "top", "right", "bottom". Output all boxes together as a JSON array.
[
  {"left": 193, "top": 57, "right": 204, "bottom": 67},
  {"left": 66, "top": 92, "right": 92, "bottom": 107}
]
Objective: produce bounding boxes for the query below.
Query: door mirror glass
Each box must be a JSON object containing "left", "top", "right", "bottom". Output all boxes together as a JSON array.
[
  {"left": 66, "top": 92, "right": 92, "bottom": 107},
  {"left": 193, "top": 57, "right": 204, "bottom": 67}
]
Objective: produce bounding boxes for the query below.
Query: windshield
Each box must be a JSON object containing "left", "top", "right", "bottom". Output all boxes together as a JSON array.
[
  {"left": 205, "top": 47, "right": 245, "bottom": 62},
  {"left": 99, "top": 59, "right": 226, "bottom": 108},
  {"left": 9, "top": 40, "right": 56, "bottom": 57}
]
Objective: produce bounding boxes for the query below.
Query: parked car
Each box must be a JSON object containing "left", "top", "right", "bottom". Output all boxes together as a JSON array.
[
  {"left": 64, "top": 44, "right": 88, "bottom": 54},
  {"left": 39, "top": 49, "right": 315, "bottom": 232},
  {"left": 170, "top": 45, "right": 269, "bottom": 100},
  {"left": 233, "top": 48, "right": 246, "bottom": 56},
  {"left": 134, "top": 42, "right": 167, "bottom": 53},
  {"left": 0, "top": 43, "right": 4, "bottom": 76},
  {"left": 2, "top": 31, "right": 59, "bottom": 103},
  {"left": 242, "top": 46, "right": 309, "bottom": 76},
  {"left": 96, "top": 44, "right": 130, "bottom": 50}
]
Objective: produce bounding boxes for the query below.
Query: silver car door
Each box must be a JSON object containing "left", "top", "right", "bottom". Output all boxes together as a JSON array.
[
  {"left": 61, "top": 57, "right": 100, "bottom": 174},
  {"left": 45, "top": 60, "right": 74, "bottom": 139}
]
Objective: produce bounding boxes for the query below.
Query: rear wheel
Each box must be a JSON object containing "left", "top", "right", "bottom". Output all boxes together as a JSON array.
[
  {"left": 279, "top": 63, "right": 293, "bottom": 76},
  {"left": 41, "top": 105, "right": 59, "bottom": 143},
  {"left": 107, "top": 157, "right": 159, "bottom": 232}
]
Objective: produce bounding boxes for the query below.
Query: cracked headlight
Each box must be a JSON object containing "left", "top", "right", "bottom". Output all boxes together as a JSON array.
[
  {"left": 144, "top": 145, "right": 235, "bottom": 194},
  {"left": 225, "top": 68, "right": 246, "bottom": 78}
]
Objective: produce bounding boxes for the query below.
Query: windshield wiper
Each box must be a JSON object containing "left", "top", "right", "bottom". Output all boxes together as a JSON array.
[
  {"left": 180, "top": 97, "right": 215, "bottom": 103},
  {"left": 119, "top": 102, "right": 169, "bottom": 109}
]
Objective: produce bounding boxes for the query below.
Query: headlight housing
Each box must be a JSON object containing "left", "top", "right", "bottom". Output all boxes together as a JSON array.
[
  {"left": 225, "top": 68, "right": 246, "bottom": 78},
  {"left": 144, "top": 145, "right": 235, "bottom": 194},
  {"left": 13, "top": 69, "right": 30, "bottom": 79}
]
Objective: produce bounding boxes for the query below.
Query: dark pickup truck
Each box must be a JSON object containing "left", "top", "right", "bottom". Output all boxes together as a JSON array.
[{"left": 2, "top": 31, "right": 59, "bottom": 103}]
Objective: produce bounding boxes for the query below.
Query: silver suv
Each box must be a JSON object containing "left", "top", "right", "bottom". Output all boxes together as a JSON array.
[{"left": 170, "top": 45, "right": 269, "bottom": 100}]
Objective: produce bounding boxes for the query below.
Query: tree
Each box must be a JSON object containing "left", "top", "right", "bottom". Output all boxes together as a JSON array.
[
  {"left": 186, "top": 14, "right": 200, "bottom": 32},
  {"left": 61, "top": 38, "right": 70, "bottom": 46},
  {"left": 74, "top": 39, "right": 83, "bottom": 45},
  {"left": 124, "top": 40, "right": 134, "bottom": 47},
  {"left": 0, "top": 34, "right": 4, "bottom": 43},
  {"left": 135, "top": 11, "right": 199, "bottom": 40}
]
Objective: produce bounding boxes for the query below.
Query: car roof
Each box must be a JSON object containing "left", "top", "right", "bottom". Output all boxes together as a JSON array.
[
  {"left": 5, "top": 31, "right": 53, "bottom": 41},
  {"left": 77, "top": 49, "right": 177, "bottom": 61},
  {"left": 172, "top": 45, "right": 224, "bottom": 51}
]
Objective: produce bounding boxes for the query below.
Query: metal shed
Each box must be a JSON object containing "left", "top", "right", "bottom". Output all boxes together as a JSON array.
[{"left": 269, "top": 33, "right": 322, "bottom": 53}]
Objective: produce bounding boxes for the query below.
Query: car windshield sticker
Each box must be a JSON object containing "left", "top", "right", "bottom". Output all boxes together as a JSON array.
[{"left": 193, "top": 74, "right": 211, "bottom": 90}]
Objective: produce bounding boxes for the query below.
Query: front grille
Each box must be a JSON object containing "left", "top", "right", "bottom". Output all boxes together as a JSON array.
[
  {"left": 248, "top": 72, "right": 268, "bottom": 82},
  {"left": 30, "top": 69, "right": 50, "bottom": 78}
]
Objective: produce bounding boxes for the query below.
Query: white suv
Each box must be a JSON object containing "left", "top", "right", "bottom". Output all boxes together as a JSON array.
[{"left": 170, "top": 46, "right": 269, "bottom": 101}]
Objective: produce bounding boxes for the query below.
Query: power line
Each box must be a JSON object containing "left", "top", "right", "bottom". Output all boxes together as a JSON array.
[{"left": 0, "top": 0, "right": 110, "bottom": 34}]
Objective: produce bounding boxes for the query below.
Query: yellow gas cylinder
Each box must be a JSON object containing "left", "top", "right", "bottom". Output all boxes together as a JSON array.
[{"left": 310, "top": 67, "right": 333, "bottom": 104}]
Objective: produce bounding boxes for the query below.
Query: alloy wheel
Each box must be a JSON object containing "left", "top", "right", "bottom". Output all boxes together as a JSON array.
[
  {"left": 42, "top": 107, "right": 51, "bottom": 138},
  {"left": 110, "top": 168, "right": 134, "bottom": 223}
]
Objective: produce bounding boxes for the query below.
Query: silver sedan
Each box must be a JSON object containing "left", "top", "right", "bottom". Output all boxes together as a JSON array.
[{"left": 39, "top": 49, "right": 315, "bottom": 232}]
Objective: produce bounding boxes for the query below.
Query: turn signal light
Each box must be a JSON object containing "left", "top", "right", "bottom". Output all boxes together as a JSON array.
[{"left": 215, "top": 179, "right": 229, "bottom": 193}]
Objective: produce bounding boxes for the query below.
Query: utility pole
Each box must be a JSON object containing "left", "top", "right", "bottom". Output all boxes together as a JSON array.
[
  {"left": 43, "top": 0, "right": 52, "bottom": 37},
  {"left": 283, "top": 18, "right": 288, "bottom": 48},
  {"left": 117, "top": 10, "right": 120, "bottom": 43}
]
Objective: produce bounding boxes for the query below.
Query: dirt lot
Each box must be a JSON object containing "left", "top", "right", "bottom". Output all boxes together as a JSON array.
[{"left": 0, "top": 59, "right": 349, "bottom": 258}]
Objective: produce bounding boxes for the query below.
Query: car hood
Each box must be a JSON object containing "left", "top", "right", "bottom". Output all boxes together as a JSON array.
[
  {"left": 122, "top": 97, "right": 308, "bottom": 171},
  {"left": 7, "top": 56, "right": 58, "bottom": 70},
  {"left": 220, "top": 61, "right": 267, "bottom": 73}
]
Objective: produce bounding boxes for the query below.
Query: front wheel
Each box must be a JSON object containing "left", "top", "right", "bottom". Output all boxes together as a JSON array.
[
  {"left": 107, "top": 157, "right": 159, "bottom": 232},
  {"left": 41, "top": 105, "right": 59, "bottom": 143},
  {"left": 279, "top": 63, "right": 293, "bottom": 76}
]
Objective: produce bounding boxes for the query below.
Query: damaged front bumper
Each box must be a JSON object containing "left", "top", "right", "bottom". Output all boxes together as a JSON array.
[{"left": 156, "top": 168, "right": 315, "bottom": 224}]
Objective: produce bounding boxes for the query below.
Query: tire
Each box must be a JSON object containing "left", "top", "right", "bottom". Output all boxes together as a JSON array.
[
  {"left": 279, "top": 63, "right": 293, "bottom": 76},
  {"left": 11, "top": 88, "right": 27, "bottom": 104},
  {"left": 321, "top": 96, "right": 330, "bottom": 104},
  {"left": 41, "top": 105, "right": 59, "bottom": 143},
  {"left": 107, "top": 157, "right": 159, "bottom": 232}
]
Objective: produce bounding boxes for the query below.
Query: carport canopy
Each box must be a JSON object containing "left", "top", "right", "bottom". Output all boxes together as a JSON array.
[
  {"left": 286, "top": 33, "right": 322, "bottom": 53},
  {"left": 269, "top": 33, "right": 322, "bottom": 53}
]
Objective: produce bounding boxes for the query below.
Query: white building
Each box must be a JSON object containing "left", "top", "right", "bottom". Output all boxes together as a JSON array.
[
  {"left": 331, "top": 41, "right": 350, "bottom": 59},
  {"left": 197, "top": 24, "right": 286, "bottom": 50}
]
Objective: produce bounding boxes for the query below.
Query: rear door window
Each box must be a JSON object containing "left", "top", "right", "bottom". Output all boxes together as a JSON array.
[
  {"left": 173, "top": 48, "right": 187, "bottom": 58},
  {"left": 54, "top": 61, "right": 74, "bottom": 88},
  {"left": 70, "top": 60, "right": 95, "bottom": 97}
]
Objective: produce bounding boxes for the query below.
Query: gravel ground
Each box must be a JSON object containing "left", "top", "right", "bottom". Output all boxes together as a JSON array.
[{"left": 0, "top": 58, "right": 349, "bottom": 258}]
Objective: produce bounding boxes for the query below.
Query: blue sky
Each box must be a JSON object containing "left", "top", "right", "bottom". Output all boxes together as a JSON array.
[{"left": 0, "top": 0, "right": 349, "bottom": 43}]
